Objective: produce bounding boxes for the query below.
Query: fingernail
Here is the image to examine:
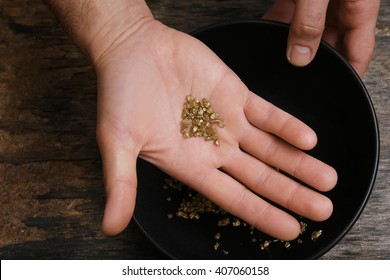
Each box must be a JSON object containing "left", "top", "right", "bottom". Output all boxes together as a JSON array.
[{"left": 288, "top": 45, "right": 311, "bottom": 66}]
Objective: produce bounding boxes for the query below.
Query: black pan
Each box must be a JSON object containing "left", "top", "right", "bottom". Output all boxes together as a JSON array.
[{"left": 133, "top": 20, "right": 380, "bottom": 259}]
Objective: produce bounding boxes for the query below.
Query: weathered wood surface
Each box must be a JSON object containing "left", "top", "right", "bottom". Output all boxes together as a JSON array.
[{"left": 0, "top": 0, "right": 389, "bottom": 259}]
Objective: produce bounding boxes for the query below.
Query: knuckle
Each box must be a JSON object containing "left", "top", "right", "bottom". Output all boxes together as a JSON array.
[
  {"left": 263, "top": 140, "right": 278, "bottom": 161},
  {"left": 292, "top": 153, "right": 305, "bottom": 178},
  {"left": 253, "top": 204, "right": 272, "bottom": 229},
  {"left": 293, "top": 22, "right": 324, "bottom": 40},
  {"left": 254, "top": 167, "right": 271, "bottom": 190},
  {"left": 225, "top": 188, "right": 246, "bottom": 213},
  {"left": 285, "top": 182, "right": 300, "bottom": 210}
]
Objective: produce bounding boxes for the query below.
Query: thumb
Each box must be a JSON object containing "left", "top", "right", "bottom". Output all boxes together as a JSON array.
[
  {"left": 97, "top": 129, "right": 139, "bottom": 236},
  {"left": 286, "top": 0, "right": 329, "bottom": 67}
]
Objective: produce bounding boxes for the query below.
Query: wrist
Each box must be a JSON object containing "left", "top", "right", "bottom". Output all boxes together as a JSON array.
[
  {"left": 85, "top": 0, "right": 155, "bottom": 67},
  {"left": 47, "top": 0, "right": 155, "bottom": 66}
]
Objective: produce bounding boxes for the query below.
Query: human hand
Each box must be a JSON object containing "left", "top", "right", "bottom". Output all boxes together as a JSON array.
[
  {"left": 263, "top": 0, "right": 381, "bottom": 76},
  {"left": 95, "top": 19, "right": 337, "bottom": 241}
]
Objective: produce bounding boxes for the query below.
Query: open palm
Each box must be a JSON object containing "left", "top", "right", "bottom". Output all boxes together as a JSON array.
[{"left": 95, "top": 21, "right": 337, "bottom": 241}]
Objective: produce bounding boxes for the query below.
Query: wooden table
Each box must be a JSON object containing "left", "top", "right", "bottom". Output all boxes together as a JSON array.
[{"left": 0, "top": 0, "right": 389, "bottom": 259}]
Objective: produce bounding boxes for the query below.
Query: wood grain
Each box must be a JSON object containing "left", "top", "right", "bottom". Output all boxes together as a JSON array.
[{"left": 0, "top": 0, "right": 388, "bottom": 259}]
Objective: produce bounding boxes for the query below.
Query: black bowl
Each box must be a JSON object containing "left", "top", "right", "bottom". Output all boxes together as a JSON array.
[{"left": 133, "top": 20, "right": 379, "bottom": 259}]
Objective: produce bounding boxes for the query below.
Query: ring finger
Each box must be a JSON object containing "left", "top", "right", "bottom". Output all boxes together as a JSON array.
[{"left": 221, "top": 146, "right": 333, "bottom": 221}]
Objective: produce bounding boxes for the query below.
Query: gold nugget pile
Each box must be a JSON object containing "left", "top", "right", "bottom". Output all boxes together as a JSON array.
[
  {"left": 163, "top": 177, "right": 323, "bottom": 256},
  {"left": 181, "top": 95, "right": 225, "bottom": 146}
]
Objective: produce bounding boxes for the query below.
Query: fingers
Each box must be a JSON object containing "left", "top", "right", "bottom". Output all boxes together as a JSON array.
[
  {"left": 341, "top": 28, "right": 375, "bottom": 77},
  {"left": 265, "top": 0, "right": 380, "bottom": 77},
  {"left": 239, "top": 92, "right": 337, "bottom": 224},
  {"left": 97, "top": 125, "right": 140, "bottom": 236},
  {"left": 222, "top": 149, "right": 334, "bottom": 222},
  {"left": 324, "top": 0, "right": 380, "bottom": 77},
  {"left": 322, "top": 25, "right": 375, "bottom": 77},
  {"left": 286, "top": 0, "right": 329, "bottom": 67},
  {"left": 239, "top": 125, "right": 337, "bottom": 192},
  {"left": 338, "top": 0, "right": 380, "bottom": 77},
  {"left": 243, "top": 92, "right": 317, "bottom": 150},
  {"left": 197, "top": 168, "right": 301, "bottom": 241},
  {"left": 321, "top": 15, "right": 377, "bottom": 78}
]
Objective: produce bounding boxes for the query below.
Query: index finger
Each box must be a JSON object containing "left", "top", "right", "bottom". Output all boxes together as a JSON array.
[{"left": 243, "top": 92, "right": 317, "bottom": 150}]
